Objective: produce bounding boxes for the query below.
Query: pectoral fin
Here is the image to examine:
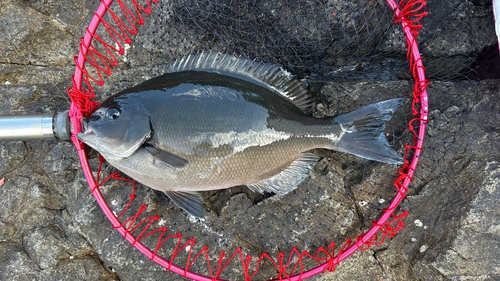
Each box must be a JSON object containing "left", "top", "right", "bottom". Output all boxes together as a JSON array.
[
  {"left": 143, "top": 144, "right": 189, "bottom": 170},
  {"left": 248, "top": 153, "right": 321, "bottom": 196},
  {"left": 164, "top": 191, "right": 204, "bottom": 218}
]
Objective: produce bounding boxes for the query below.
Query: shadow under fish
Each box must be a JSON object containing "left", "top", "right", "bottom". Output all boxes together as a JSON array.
[{"left": 78, "top": 52, "right": 408, "bottom": 218}]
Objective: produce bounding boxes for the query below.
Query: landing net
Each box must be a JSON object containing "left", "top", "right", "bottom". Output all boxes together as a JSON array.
[{"left": 67, "top": 0, "right": 428, "bottom": 280}]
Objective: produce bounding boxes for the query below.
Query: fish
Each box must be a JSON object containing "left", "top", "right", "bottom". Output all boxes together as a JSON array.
[{"left": 77, "top": 52, "right": 407, "bottom": 218}]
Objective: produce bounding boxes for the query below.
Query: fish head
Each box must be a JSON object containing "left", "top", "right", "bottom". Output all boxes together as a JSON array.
[{"left": 77, "top": 98, "right": 152, "bottom": 160}]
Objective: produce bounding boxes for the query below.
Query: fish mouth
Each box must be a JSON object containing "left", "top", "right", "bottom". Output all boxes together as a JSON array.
[
  {"left": 81, "top": 117, "right": 93, "bottom": 133},
  {"left": 77, "top": 118, "right": 96, "bottom": 142}
]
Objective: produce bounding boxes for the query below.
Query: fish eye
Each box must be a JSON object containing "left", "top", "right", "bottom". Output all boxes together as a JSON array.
[{"left": 105, "top": 107, "right": 121, "bottom": 120}]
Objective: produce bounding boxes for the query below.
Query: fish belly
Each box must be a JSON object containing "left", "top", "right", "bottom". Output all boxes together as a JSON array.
[{"left": 108, "top": 136, "right": 329, "bottom": 193}]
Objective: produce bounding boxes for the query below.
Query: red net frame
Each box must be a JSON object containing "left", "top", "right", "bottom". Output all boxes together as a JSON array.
[{"left": 67, "top": 0, "right": 429, "bottom": 280}]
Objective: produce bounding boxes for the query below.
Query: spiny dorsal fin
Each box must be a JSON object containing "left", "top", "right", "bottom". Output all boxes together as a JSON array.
[
  {"left": 166, "top": 52, "right": 315, "bottom": 114},
  {"left": 247, "top": 153, "right": 321, "bottom": 195}
]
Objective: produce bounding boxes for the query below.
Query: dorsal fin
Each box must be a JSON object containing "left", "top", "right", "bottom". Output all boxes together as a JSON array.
[{"left": 166, "top": 52, "right": 315, "bottom": 114}]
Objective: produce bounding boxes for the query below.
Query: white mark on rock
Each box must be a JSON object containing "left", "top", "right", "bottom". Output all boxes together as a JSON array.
[
  {"left": 115, "top": 43, "right": 131, "bottom": 62},
  {"left": 158, "top": 218, "right": 166, "bottom": 226},
  {"left": 319, "top": 194, "right": 331, "bottom": 201},
  {"left": 378, "top": 198, "right": 385, "bottom": 204},
  {"left": 414, "top": 219, "right": 423, "bottom": 227},
  {"left": 359, "top": 201, "right": 368, "bottom": 207},
  {"left": 487, "top": 224, "right": 500, "bottom": 235},
  {"left": 420, "top": 245, "right": 427, "bottom": 252},
  {"left": 411, "top": 237, "right": 417, "bottom": 242},
  {"left": 188, "top": 215, "right": 223, "bottom": 237},
  {"left": 218, "top": 238, "right": 229, "bottom": 248}
]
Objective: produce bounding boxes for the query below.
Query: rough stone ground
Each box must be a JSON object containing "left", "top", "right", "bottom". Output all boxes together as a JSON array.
[{"left": 1, "top": 0, "right": 500, "bottom": 280}]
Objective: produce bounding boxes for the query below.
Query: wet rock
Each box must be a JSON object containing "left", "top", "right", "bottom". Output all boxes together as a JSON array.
[
  {"left": 419, "top": 1, "right": 497, "bottom": 79},
  {"left": 425, "top": 161, "right": 500, "bottom": 280},
  {"left": 23, "top": 225, "right": 73, "bottom": 269},
  {"left": 40, "top": 258, "right": 117, "bottom": 280},
  {"left": 380, "top": 81, "right": 500, "bottom": 280},
  {"left": 320, "top": 250, "right": 385, "bottom": 281},
  {"left": 0, "top": 2, "right": 76, "bottom": 68},
  {"left": 0, "top": 141, "right": 28, "bottom": 175},
  {"left": 0, "top": 241, "right": 41, "bottom": 280}
]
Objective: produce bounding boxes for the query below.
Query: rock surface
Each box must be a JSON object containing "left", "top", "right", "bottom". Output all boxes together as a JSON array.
[{"left": 1, "top": 0, "right": 499, "bottom": 280}]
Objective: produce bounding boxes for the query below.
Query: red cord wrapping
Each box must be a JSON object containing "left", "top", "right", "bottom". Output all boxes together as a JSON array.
[
  {"left": 67, "top": 0, "right": 158, "bottom": 116},
  {"left": 68, "top": 0, "right": 428, "bottom": 280}
]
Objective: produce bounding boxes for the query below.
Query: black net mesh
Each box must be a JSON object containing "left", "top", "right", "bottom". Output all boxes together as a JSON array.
[{"left": 135, "top": 0, "right": 408, "bottom": 80}]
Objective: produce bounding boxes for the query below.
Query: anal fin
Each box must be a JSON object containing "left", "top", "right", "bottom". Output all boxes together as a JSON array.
[
  {"left": 247, "top": 153, "right": 321, "bottom": 196},
  {"left": 164, "top": 191, "right": 203, "bottom": 218}
]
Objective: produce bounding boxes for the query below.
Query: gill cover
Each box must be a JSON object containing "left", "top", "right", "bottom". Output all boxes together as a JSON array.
[{"left": 78, "top": 99, "right": 152, "bottom": 160}]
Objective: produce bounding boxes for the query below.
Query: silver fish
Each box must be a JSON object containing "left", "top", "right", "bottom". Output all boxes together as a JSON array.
[{"left": 78, "top": 52, "right": 407, "bottom": 217}]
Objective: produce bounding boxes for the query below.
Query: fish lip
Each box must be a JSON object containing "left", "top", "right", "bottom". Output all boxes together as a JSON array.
[
  {"left": 77, "top": 118, "right": 95, "bottom": 141},
  {"left": 81, "top": 117, "right": 93, "bottom": 134},
  {"left": 76, "top": 130, "right": 95, "bottom": 141}
]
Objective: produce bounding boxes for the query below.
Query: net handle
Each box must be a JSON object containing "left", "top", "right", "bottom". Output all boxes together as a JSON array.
[{"left": 68, "top": 1, "right": 428, "bottom": 280}]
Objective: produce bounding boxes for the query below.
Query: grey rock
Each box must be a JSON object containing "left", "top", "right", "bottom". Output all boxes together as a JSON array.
[
  {"left": 429, "top": 161, "right": 500, "bottom": 280},
  {"left": 23, "top": 225, "right": 73, "bottom": 269},
  {"left": 40, "top": 258, "right": 117, "bottom": 280},
  {"left": 0, "top": 141, "right": 28, "bottom": 175},
  {"left": 315, "top": 250, "right": 385, "bottom": 281},
  {"left": 0, "top": 241, "right": 41, "bottom": 280},
  {"left": 0, "top": 0, "right": 500, "bottom": 280},
  {"left": 0, "top": 2, "right": 75, "bottom": 67},
  {"left": 418, "top": 1, "right": 497, "bottom": 79}
]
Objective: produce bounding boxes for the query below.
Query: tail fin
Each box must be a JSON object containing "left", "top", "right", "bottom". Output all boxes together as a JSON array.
[{"left": 333, "top": 98, "right": 408, "bottom": 164}]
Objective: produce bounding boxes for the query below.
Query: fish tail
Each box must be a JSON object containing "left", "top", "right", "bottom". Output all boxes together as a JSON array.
[{"left": 333, "top": 98, "right": 408, "bottom": 164}]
